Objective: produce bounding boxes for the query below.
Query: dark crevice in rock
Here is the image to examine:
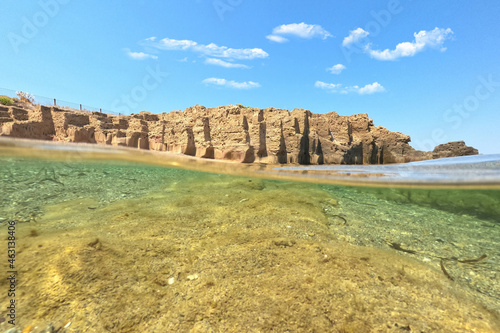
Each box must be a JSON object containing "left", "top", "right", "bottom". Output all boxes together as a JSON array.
[
  {"left": 369, "top": 142, "right": 378, "bottom": 164},
  {"left": 203, "top": 117, "right": 211, "bottom": 142},
  {"left": 343, "top": 143, "right": 363, "bottom": 165},
  {"left": 242, "top": 116, "right": 249, "bottom": 131},
  {"left": 294, "top": 118, "right": 300, "bottom": 134},
  {"left": 183, "top": 127, "right": 196, "bottom": 156},
  {"left": 347, "top": 120, "right": 353, "bottom": 145},
  {"left": 258, "top": 121, "right": 267, "bottom": 158},
  {"left": 257, "top": 110, "right": 264, "bottom": 122},
  {"left": 298, "top": 112, "right": 311, "bottom": 165},
  {"left": 315, "top": 138, "right": 324, "bottom": 165},
  {"left": 243, "top": 116, "right": 251, "bottom": 144},
  {"left": 242, "top": 146, "right": 255, "bottom": 163},
  {"left": 202, "top": 146, "right": 214, "bottom": 159},
  {"left": 277, "top": 121, "right": 287, "bottom": 164},
  {"left": 161, "top": 124, "right": 166, "bottom": 147},
  {"left": 328, "top": 128, "right": 334, "bottom": 141}
]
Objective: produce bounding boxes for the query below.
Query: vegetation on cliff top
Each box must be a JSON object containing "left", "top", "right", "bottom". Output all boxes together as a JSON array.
[{"left": 0, "top": 95, "right": 14, "bottom": 106}]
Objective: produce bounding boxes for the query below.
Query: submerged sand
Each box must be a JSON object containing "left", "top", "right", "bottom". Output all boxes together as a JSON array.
[{"left": 1, "top": 165, "right": 499, "bottom": 332}]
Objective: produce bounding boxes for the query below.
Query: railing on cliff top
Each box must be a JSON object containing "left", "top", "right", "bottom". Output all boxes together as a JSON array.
[{"left": 0, "top": 87, "right": 120, "bottom": 116}]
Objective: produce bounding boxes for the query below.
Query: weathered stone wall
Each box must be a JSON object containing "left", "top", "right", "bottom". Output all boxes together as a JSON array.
[{"left": 0, "top": 102, "right": 478, "bottom": 164}]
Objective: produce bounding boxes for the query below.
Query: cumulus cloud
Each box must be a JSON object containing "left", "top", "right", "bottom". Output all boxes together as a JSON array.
[
  {"left": 153, "top": 37, "right": 198, "bottom": 50},
  {"left": 365, "top": 27, "right": 454, "bottom": 61},
  {"left": 124, "top": 48, "right": 158, "bottom": 60},
  {"left": 268, "top": 22, "right": 332, "bottom": 41},
  {"left": 198, "top": 43, "right": 268, "bottom": 60},
  {"left": 204, "top": 58, "right": 250, "bottom": 69},
  {"left": 266, "top": 34, "right": 289, "bottom": 43},
  {"left": 342, "top": 28, "right": 369, "bottom": 47},
  {"left": 315, "top": 81, "right": 385, "bottom": 94},
  {"left": 315, "top": 81, "right": 342, "bottom": 90},
  {"left": 203, "top": 78, "right": 260, "bottom": 89},
  {"left": 357, "top": 82, "right": 386, "bottom": 94},
  {"left": 327, "top": 64, "right": 346, "bottom": 75},
  {"left": 142, "top": 37, "right": 268, "bottom": 60}
]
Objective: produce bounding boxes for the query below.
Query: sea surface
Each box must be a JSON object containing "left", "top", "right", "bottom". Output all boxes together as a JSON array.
[{"left": 0, "top": 138, "right": 499, "bottom": 333}]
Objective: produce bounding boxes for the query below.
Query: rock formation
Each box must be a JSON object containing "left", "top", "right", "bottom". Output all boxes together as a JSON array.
[
  {"left": 432, "top": 141, "right": 479, "bottom": 158},
  {"left": 0, "top": 99, "right": 479, "bottom": 164}
]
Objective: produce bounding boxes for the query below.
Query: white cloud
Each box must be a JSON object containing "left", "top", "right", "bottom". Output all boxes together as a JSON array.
[
  {"left": 177, "top": 57, "right": 188, "bottom": 62},
  {"left": 315, "top": 81, "right": 342, "bottom": 90},
  {"left": 203, "top": 78, "right": 227, "bottom": 86},
  {"left": 266, "top": 34, "right": 289, "bottom": 43},
  {"left": 196, "top": 43, "right": 268, "bottom": 60},
  {"left": 204, "top": 58, "right": 250, "bottom": 69},
  {"left": 358, "top": 82, "right": 386, "bottom": 94},
  {"left": 154, "top": 37, "right": 198, "bottom": 50},
  {"left": 203, "top": 78, "right": 260, "bottom": 89},
  {"left": 342, "top": 28, "right": 369, "bottom": 47},
  {"left": 315, "top": 81, "right": 385, "bottom": 95},
  {"left": 327, "top": 64, "right": 346, "bottom": 75},
  {"left": 143, "top": 37, "right": 268, "bottom": 60},
  {"left": 365, "top": 27, "right": 454, "bottom": 61},
  {"left": 270, "top": 22, "right": 332, "bottom": 40},
  {"left": 124, "top": 48, "right": 158, "bottom": 60}
]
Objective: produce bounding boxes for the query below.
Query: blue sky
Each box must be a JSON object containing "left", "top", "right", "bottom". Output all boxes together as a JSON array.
[{"left": 1, "top": 0, "right": 499, "bottom": 153}]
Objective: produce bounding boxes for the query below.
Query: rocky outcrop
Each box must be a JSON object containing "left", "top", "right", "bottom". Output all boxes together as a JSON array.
[
  {"left": 0, "top": 101, "right": 479, "bottom": 164},
  {"left": 432, "top": 141, "right": 479, "bottom": 158}
]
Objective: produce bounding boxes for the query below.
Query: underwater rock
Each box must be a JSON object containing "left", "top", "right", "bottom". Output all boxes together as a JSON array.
[{"left": 273, "top": 239, "right": 296, "bottom": 248}]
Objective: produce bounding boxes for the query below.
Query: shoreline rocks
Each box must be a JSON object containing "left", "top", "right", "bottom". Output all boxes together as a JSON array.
[{"left": 0, "top": 101, "right": 478, "bottom": 164}]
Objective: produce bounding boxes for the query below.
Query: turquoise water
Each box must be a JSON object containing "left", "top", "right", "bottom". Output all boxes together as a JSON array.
[{"left": 0, "top": 139, "right": 499, "bottom": 332}]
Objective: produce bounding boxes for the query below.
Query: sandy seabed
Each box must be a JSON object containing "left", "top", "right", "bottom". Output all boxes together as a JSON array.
[{"left": 1, "top": 165, "right": 499, "bottom": 333}]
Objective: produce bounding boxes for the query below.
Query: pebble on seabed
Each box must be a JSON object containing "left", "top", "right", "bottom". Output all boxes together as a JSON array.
[{"left": 21, "top": 325, "right": 34, "bottom": 333}]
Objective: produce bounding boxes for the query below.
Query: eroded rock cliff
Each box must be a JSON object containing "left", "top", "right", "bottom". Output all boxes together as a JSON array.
[{"left": 0, "top": 101, "right": 478, "bottom": 164}]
